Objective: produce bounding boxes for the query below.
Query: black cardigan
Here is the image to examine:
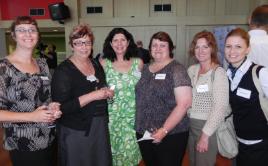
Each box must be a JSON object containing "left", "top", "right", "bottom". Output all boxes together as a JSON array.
[{"left": 51, "top": 59, "right": 108, "bottom": 131}]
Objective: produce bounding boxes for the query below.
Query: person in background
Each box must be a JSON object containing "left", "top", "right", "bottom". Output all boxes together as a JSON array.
[
  {"left": 135, "top": 31, "right": 192, "bottom": 166},
  {"left": 51, "top": 24, "right": 113, "bottom": 166},
  {"left": 247, "top": 4, "right": 268, "bottom": 67},
  {"left": 0, "top": 16, "right": 61, "bottom": 166},
  {"left": 225, "top": 28, "right": 268, "bottom": 166},
  {"left": 37, "top": 42, "right": 48, "bottom": 59},
  {"left": 136, "top": 40, "right": 151, "bottom": 64},
  {"left": 187, "top": 31, "right": 230, "bottom": 166},
  {"left": 94, "top": 52, "right": 104, "bottom": 62},
  {"left": 100, "top": 27, "right": 143, "bottom": 166},
  {"left": 46, "top": 44, "right": 57, "bottom": 75}
]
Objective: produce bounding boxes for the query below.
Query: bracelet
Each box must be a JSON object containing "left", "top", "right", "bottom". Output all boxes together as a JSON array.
[{"left": 161, "top": 127, "right": 168, "bottom": 134}]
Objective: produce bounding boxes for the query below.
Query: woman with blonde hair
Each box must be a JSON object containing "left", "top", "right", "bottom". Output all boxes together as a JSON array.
[{"left": 225, "top": 28, "right": 268, "bottom": 166}]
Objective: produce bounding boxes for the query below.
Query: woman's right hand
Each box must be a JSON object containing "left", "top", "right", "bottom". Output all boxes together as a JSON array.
[
  {"left": 30, "top": 105, "right": 56, "bottom": 123},
  {"left": 79, "top": 87, "right": 115, "bottom": 107},
  {"left": 92, "top": 87, "right": 114, "bottom": 101}
]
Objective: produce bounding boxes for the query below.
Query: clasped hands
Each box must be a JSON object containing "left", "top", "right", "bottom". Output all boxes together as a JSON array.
[
  {"left": 33, "top": 102, "right": 62, "bottom": 123},
  {"left": 93, "top": 87, "right": 114, "bottom": 100}
]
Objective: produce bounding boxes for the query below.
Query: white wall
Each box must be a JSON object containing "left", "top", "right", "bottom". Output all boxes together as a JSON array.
[
  {"left": 77, "top": 0, "right": 268, "bottom": 66},
  {"left": 1, "top": 0, "right": 268, "bottom": 65}
]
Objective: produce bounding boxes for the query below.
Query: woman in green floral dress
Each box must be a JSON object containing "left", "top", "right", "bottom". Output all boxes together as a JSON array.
[{"left": 100, "top": 28, "right": 143, "bottom": 166}]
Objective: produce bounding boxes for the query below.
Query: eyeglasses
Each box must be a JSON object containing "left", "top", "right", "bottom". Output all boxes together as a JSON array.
[
  {"left": 73, "top": 41, "right": 92, "bottom": 47},
  {"left": 15, "top": 28, "right": 38, "bottom": 34}
]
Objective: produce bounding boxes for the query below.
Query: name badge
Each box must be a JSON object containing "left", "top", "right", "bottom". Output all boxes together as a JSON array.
[
  {"left": 155, "top": 73, "right": 166, "bottom": 80},
  {"left": 86, "top": 75, "right": 97, "bottom": 82},
  {"left": 236, "top": 87, "right": 251, "bottom": 99},
  {"left": 133, "top": 70, "right": 141, "bottom": 78},
  {"left": 196, "top": 84, "right": 209, "bottom": 93},
  {"left": 40, "top": 76, "right": 49, "bottom": 81},
  {"left": 110, "top": 85, "right": 115, "bottom": 90}
]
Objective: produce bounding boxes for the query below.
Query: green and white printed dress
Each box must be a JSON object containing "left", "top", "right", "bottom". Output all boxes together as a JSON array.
[{"left": 104, "top": 58, "right": 141, "bottom": 166}]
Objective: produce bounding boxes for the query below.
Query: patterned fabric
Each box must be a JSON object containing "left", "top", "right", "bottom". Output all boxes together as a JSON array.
[
  {"left": 187, "top": 64, "right": 230, "bottom": 136},
  {"left": 0, "top": 58, "right": 55, "bottom": 151},
  {"left": 135, "top": 60, "right": 191, "bottom": 135},
  {"left": 104, "top": 58, "right": 141, "bottom": 166}
]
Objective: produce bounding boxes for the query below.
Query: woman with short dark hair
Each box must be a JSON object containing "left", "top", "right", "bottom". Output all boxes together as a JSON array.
[{"left": 135, "top": 31, "right": 192, "bottom": 166}]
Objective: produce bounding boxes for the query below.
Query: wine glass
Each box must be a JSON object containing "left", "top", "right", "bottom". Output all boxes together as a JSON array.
[
  {"left": 103, "top": 84, "right": 115, "bottom": 104},
  {"left": 44, "top": 102, "right": 56, "bottom": 128}
]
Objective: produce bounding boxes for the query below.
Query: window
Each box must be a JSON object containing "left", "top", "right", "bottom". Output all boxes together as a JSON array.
[
  {"left": 153, "top": 4, "right": 171, "bottom": 12},
  {"left": 30, "top": 8, "right": 45, "bottom": 16},
  {"left": 163, "top": 4, "right": 171, "bottom": 11},
  {"left": 154, "top": 4, "right": 162, "bottom": 11},
  {"left": 87, "top": 6, "right": 103, "bottom": 14}
]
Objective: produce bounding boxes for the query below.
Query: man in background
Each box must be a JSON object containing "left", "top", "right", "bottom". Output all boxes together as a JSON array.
[
  {"left": 248, "top": 4, "right": 268, "bottom": 67},
  {"left": 136, "top": 40, "right": 151, "bottom": 64},
  {"left": 46, "top": 44, "right": 58, "bottom": 75}
]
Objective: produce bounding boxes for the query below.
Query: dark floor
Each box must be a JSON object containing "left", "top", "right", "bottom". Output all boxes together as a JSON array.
[
  {"left": 0, "top": 128, "right": 12, "bottom": 166},
  {"left": 0, "top": 128, "right": 231, "bottom": 166}
]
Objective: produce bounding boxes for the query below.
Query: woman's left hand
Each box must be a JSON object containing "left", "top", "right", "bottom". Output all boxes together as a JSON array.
[
  {"left": 151, "top": 128, "right": 168, "bottom": 143},
  {"left": 196, "top": 132, "right": 209, "bottom": 153}
]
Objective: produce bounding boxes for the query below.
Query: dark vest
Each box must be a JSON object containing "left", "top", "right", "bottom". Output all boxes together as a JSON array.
[{"left": 229, "top": 64, "right": 268, "bottom": 140}]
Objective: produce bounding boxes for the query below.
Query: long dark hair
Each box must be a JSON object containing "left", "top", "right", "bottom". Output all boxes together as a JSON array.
[{"left": 102, "top": 28, "right": 138, "bottom": 62}]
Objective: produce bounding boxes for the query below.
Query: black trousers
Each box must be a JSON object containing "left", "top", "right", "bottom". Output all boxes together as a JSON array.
[
  {"left": 237, "top": 138, "right": 268, "bottom": 166},
  {"left": 136, "top": 131, "right": 188, "bottom": 166},
  {"left": 9, "top": 146, "right": 54, "bottom": 166}
]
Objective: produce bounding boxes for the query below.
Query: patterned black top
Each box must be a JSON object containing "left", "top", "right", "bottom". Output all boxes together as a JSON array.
[
  {"left": 135, "top": 60, "right": 191, "bottom": 135},
  {"left": 0, "top": 58, "right": 55, "bottom": 151}
]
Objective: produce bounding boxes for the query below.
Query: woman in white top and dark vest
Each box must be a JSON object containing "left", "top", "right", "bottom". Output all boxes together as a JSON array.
[{"left": 225, "top": 28, "right": 268, "bottom": 166}]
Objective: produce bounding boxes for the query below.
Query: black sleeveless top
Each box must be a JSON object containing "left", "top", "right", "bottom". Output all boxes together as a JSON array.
[{"left": 229, "top": 64, "right": 268, "bottom": 140}]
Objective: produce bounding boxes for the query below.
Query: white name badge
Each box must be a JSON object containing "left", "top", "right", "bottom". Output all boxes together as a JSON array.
[
  {"left": 236, "top": 87, "right": 251, "bottom": 99},
  {"left": 40, "top": 76, "right": 49, "bottom": 81},
  {"left": 133, "top": 70, "right": 141, "bottom": 78},
  {"left": 86, "top": 75, "right": 97, "bottom": 82},
  {"left": 155, "top": 73, "right": 166, "bottom": 80},
  {"left": 196, "top": 84, "right": 209, "bottom": 93},
  {"left": 110, "top": 85, "right": 115, "bottom": 90}
]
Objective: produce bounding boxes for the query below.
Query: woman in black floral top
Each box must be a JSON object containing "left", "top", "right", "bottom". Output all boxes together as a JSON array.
[{"left": 0, "top": 16, "right": 61, "bottom": 166}]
